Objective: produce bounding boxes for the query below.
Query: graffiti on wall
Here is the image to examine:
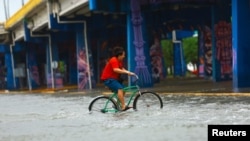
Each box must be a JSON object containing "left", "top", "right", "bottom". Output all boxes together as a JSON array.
[
  {"left": 150, "top": 35, "right": 165, "bottom": 82},
  {"left": 198, "top": 29, "right": 205, "bottom": 77},
  {"left": 203, "top": 26, "right": 213, "bottom": 77},
  {"left": 148, "top": 29, "right": 168, "bottom": 82},
  {"left": 215, "top": 21, "right": 232, "bottom": 80},
  {"left": 77, "top": 48, "right": 89, "bottom": 89}
]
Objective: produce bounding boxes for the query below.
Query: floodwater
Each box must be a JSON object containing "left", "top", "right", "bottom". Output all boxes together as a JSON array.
[{"left": 1, "top": 93, "right": 250, "bottom": 141}]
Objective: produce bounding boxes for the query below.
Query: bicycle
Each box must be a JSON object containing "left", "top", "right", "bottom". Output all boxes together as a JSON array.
[{"left": 88, "top": 74, "right": 163, "bottom": 113}]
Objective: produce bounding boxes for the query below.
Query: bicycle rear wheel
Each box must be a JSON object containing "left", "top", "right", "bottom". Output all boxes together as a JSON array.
[
  {"left": 133, "top": 92, "right": 163, "bottom": 111},
  {"left": 88, "top": 95, "right": 118, "bottom": 114}
]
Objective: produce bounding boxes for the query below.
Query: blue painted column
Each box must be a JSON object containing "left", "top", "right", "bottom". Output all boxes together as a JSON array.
[
  {"left": 128, "top": 0, "right": 153, "bottom": 87},
  {"left": 45, "top": 40, "right": 52, "bottom": 88},
  {"left": 5, "top": 42, "right": 23, "bottom": 90},
  {"left": 12, "top": 43, "right": 25, "bottom": 89},
  {"left": 5, "top": 46, "right": 15, "bottom": 90},
  {"left": 27, "top": 47, "right": 40, "bottom": 88},
  {"left": 173, "top": 42, "right": 185, "bottom": 76},
  {"left": 89, "top": 0, "right": 97, "bottom": 10},
  {"left": 172, "top": 30, "right": 194, "bottom": 77},
  {"left": 232, "top": 0, "right": 250, "bottom": 89}
]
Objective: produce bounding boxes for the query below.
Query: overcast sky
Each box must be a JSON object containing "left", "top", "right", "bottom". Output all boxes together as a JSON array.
[{"left": 0, "top": 0, "right": 29, "bottom": 22}]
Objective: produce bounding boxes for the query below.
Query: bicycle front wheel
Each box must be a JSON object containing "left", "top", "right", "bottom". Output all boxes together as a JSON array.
[
  {"left": 133, "top": 92, "right": 163, "bottom": 111},
  {"left": 88, "top": 95, "right": 118, "bottom": 114}
]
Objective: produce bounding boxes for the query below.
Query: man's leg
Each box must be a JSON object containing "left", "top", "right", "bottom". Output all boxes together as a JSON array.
[{"left": 117, "top": 89, "right": 125, "bottom": 110}]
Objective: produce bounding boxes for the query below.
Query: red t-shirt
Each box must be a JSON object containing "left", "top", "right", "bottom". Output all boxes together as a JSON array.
[{"left": 101, "top": 57, "right": 123, "bottom": 80}]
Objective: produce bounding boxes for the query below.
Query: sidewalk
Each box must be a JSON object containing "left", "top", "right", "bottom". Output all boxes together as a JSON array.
[
  {"left": 149, "top": 77, "right": 250, "bottom": 96},
  {"left": 1, "top": 77, "right": 250, "bottom": 96}
]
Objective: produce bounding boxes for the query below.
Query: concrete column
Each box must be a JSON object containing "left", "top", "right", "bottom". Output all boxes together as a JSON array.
[
  {"left": 5, "top": 47, "right": 15, "bottom": 90},
  {"left": 173, "top": 42, "right": 185, "bottom": 76},
  {"left": 76, "top": 24, "right": 91, "bottom": 90},
  {"left": 128, "top": 0, "right": 153, "bottom": 87},
  {"left": 232, "top": 0, "right": 250, "bottom": 89}
]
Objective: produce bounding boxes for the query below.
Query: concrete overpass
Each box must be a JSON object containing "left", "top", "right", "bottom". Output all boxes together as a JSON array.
[{"left": 0, "top": 0, "right": 249, "bottom": 93}]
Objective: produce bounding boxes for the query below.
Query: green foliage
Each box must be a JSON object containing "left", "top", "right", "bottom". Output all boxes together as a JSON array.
[
  {"left": 160, "top": 37, "right": 197, "bottom": 75},
  {"left": 182, "top": 37, "right": 198, "bottom": 64},
  {"left": 161, "top": 39, "right": 173, "bottom": 68},
  {"left": 58, "top": 61, "right": 65, "bottom": 73}
]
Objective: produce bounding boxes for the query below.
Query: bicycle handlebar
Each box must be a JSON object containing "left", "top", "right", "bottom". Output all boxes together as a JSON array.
[{"left": 133, "top": 74, "right": 139, "bottom": 80}]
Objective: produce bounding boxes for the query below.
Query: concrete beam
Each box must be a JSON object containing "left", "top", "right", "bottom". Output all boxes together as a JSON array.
[
  {"left": 5, "top": 0, "right": 45, "bottom": 29},
  {"left": 57, "top": 0, "right": 89, "bottom": 16}
]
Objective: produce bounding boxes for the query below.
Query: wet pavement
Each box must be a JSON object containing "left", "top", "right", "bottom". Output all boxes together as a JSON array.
[
  {"left": 0, "top": 77, "right": 250, "bottom": 141},
  {"left": 1, "top": 93, "right": 250, "bottom": 141}
]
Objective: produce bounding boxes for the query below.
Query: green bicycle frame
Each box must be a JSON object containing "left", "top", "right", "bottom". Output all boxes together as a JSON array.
[{"left": 103, "top": 85, "right": 140, "bottom": 113}]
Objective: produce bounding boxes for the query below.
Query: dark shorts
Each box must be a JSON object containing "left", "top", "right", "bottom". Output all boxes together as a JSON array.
[{"left": 103, "top": 79, "right": 124, "bottom": 93}]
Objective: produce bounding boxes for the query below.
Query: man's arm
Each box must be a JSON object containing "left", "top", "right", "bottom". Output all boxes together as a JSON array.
[{"left": 113, "top": 68, "right": 135, "bottom": 75}]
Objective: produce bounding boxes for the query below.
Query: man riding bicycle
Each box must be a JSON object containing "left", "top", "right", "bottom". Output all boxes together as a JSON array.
[{"left": 101, "top": 46, "right": 135, "bottom": 111}]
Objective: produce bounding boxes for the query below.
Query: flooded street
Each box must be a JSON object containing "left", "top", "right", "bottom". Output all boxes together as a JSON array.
[{"left": 1, "top": 93, "right": 250, "bottom": 141}]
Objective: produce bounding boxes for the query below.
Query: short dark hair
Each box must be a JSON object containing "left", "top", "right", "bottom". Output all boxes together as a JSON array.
[{"left": 113, "top": 46, "right": 124, "bottom": 57}]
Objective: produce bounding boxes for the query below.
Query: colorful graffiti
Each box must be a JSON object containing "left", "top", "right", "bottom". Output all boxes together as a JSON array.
[
  {"left": 77, "top": 49, "right": 89, "bottom": 89},
  {"left": 150, "top": 36, "right": 165, "bottom": 82},
  {"left": 203, "top": 26, "right": 213, "bottom": 77},
  {"left": 215, "top": 20, "right": 232, "bottom": 80}
]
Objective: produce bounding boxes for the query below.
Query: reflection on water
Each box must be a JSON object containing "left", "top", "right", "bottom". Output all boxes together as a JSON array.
[{"left": 0, "top": 94, "right": 250, "bottom": 141}]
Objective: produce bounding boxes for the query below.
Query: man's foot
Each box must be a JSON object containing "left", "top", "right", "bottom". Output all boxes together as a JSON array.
[{"left": 121, "top": 106, "right": 133, "bottom": 111}]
